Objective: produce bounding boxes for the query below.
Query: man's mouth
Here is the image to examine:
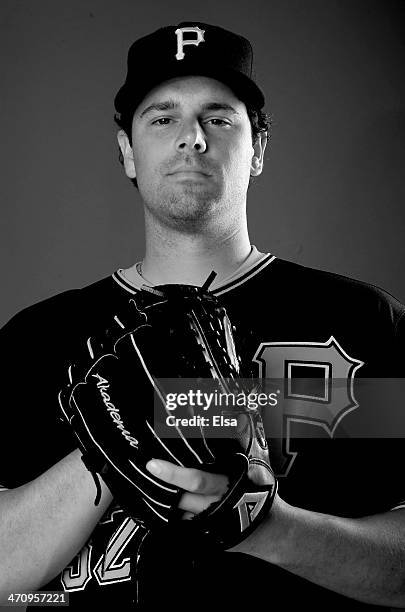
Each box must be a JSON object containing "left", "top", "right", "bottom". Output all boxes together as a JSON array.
[{"left": 168, "top": 166, "right": 212, "bottom": 177}]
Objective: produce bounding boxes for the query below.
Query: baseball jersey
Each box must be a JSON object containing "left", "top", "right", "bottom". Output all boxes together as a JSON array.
[{"left": 0, "top": 248, "right": 404, "bottom": 610}]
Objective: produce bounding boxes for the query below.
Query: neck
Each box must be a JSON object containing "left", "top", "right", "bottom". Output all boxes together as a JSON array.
[{"left": 136, "top": 211, "right": 251, "bottom": 286}]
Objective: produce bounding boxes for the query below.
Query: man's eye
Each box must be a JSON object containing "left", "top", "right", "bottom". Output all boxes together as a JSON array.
[
  {"left": 151, "top": 118, "right": 172, "bottom": 126},
  {"left": 207, "top": 118, "right": 230, "bottom": 126}
]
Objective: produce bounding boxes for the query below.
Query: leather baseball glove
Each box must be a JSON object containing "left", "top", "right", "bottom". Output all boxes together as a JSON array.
[{"left": 58, "top": 276, "right": 277, "bottom": 550}]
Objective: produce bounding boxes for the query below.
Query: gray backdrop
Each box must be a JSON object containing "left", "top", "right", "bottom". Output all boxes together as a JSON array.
[{"left": 1, "top": 0, "right": 404, "bottom": 326}]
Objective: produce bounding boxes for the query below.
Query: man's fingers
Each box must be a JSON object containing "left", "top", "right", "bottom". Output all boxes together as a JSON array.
[
  {"left": 146, "top": 459, "right": 229, "bottom": 496},
  {"left": 146, "top": 459, "right": 229, "bottom": 516},
  {"left": 178, "top": 492, "right": 219, "bottom": 514}
]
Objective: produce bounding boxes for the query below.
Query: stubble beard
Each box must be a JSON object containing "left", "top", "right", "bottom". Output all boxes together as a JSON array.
[{"left": 144, "top": 181, "right": 226, "bottom": 232}]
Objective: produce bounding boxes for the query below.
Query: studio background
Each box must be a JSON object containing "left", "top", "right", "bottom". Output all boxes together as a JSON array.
[{"left": 1, "top": 0, "right": 404, "bottom": 326}]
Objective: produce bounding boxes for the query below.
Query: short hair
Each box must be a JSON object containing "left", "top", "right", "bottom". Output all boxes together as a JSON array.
[{"left": 114, "top": 103, "right": 272, "bottom": 188}]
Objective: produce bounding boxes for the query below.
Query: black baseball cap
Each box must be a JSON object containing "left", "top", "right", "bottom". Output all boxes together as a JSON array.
[{"left": 114, "top": 22, "right": 265, "bottom": 119}]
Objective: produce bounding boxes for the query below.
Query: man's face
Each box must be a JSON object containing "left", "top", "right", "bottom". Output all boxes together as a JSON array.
[{"left": 118, "top": 76, "right": 265, "bottom": 230}]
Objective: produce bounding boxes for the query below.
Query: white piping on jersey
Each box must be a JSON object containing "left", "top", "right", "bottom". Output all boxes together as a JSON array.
[
  {"left": 111, "top": 251, "right": 276, "bottom": 296},
  {"left": 214, "top": 254, "right": 276, "bottom": 296},
  {"left": 391, "top": 503, "right": 405, "bottom": 511},
  {"left": 112, "top": 271, "right": 140, "bottom": 295}
]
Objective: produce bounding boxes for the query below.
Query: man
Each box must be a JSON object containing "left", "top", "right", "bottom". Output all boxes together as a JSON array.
[{"left": 0, "top": 22, "right": 404, "bottom": 611}]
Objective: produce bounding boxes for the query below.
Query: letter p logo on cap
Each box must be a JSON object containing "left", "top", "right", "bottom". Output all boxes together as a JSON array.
[{"left": 174, "top": 26, "right": 205, "bottom": 60}]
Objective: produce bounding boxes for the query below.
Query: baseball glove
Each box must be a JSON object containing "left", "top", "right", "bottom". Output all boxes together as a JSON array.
[{"left": 58, "top": 276, "right": 277, "bottom": 550}]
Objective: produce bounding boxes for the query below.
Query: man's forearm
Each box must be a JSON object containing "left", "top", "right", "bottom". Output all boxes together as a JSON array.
[
  {"left": 232, "top": 496, "right": 405, "bottom": 608},
  {"left": 0, "top": 449, "right": 113, "bottom": 596}
]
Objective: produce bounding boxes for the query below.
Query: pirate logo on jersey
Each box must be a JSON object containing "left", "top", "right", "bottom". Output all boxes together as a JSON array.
[{"left": 254, "top": 336, "right": 364, "bottom": 476}]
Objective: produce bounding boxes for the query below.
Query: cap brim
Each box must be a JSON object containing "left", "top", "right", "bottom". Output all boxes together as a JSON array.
[{"left": 114, "top": 64, "right": 265, "bottom": 117}]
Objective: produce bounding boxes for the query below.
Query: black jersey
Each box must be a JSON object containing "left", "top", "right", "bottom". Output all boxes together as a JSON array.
[{"left": 1, "top": 253, "right": 404, "bottom": 610}]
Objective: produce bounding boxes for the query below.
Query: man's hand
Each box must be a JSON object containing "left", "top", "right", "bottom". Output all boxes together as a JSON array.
[
  {"left": 146, "top": 459, "right": 229, "bottom": 518},
  {"left": 147, "top": 458, "right": 405, "bottom": 607}
]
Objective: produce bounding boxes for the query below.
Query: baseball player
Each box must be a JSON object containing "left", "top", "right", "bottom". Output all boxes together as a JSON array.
[{"left": 0, "top": 22, "right": 404, "bottom": 611}]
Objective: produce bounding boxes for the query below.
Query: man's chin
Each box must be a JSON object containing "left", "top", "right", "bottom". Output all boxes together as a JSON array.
[
  {"left": 164, "top": 183, "right": 222, "bottom": 209},
  {"left": 141, "top": 183, "right": 225, "bottom": 226},
  {"left": 166, "top": 202, "right": 217, "bottom": 226},
  {"left": 158, "top": 196, "right": 222, "bottom": 231}
]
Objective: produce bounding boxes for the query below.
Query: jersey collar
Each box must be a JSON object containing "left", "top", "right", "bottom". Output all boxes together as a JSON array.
[{"left": 112, "top": 246, "right": 276, "bottom": 296}]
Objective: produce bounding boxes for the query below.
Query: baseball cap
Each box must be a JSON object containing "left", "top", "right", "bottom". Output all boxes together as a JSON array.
[{"left": 114, "top": 22, "right": 265, "bottom": 119}]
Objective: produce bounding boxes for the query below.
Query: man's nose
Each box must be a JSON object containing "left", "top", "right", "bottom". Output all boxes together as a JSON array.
[{"left": 175, "top": 121, "right": 207, "bottom": 153}]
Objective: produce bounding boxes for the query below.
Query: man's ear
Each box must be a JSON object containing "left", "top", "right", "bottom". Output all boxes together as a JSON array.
[
  {"left": 250, "top": 132, "right": 267, "bottom": 177},
  {"left": 117, "top": 130, "right": 136, "bottom": 179}
]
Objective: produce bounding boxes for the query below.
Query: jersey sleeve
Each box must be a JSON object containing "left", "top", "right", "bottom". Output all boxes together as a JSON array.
[
  {"left": 363, "top": 302, "right": 405, "bottom": 514},
  {"left": 394, "top": 308, "right": 405, "bottom": 358},
  {"left": 387, "top": 308, "right": 405, "bottom": 511},
  {"left": 353, "top": 301, "right": 405, "bottom": 515},
  {"left": 0, "top": 301, "right": 78, "bottom": 489}
]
